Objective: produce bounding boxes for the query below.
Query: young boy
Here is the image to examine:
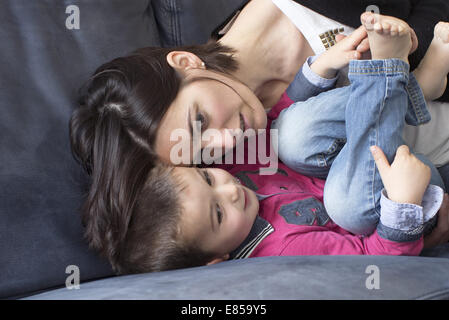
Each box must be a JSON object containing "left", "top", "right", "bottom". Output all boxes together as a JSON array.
[
  {"left": 96, "top": 146, "right": 445, "bottom": 274},
  {"left": 273, "top": 13, "right": 448, "bottom": 235},
  {"left": 84, "top": 14, "right": 448, "bottom": 275}
]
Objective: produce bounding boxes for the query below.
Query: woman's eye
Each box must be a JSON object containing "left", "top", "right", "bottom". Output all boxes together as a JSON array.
[
  {"left": 196, "top": 112, "right": 207, "bottom": 130},
  {"left": 216, "top": 205, "right": 223, "bottom": 224}
]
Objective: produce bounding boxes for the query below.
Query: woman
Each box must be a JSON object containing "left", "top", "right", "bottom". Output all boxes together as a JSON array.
[{"left": 71, "top": 0, "right": 449, "bottom": 165}]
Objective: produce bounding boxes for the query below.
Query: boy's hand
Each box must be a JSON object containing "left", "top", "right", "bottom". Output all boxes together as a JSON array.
[
  {"left": 370, "top": 145, "right": 431, "bottom": 205},
  {"left": 311, "top": 25, "right": 370, "bottom": 79},
  {"left": 424, "top": 193, "right": 449, "bottom": 248}
]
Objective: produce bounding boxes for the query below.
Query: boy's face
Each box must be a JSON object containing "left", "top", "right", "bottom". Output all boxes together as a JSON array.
[{"left": 174, "top": 167, "right": 259, "bottom": 263}]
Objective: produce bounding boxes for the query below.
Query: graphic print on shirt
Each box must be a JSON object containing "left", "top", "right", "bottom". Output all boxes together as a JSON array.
[
  {"left": 278, "top": 197, "right": 329, "bottom": 226},
  {"left": 234, "top": 168, "right": 288, "bottom": 191}
]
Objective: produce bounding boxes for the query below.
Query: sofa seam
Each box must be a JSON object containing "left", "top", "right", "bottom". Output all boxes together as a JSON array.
[{"left": 170, "top": 0, "right": 181, "bottom": 46}]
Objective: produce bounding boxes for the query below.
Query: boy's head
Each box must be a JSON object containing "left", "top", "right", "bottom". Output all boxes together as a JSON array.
[
  {"left": 86, "top": 163, "right": 259, "bottom": 274},
  {"left": 173, "top": 167, "right": 260, "bottom": 265}
]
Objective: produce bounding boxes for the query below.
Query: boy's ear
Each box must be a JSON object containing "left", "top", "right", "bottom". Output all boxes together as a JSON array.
[{"left": 206, "top": 254, "right": 230, "bottom": 266}]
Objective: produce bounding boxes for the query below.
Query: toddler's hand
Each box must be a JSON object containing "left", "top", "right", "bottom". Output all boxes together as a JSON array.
[
  {"left": 370, "top": 145, "right": 431, "bottom": 205},
  {"left": 311, "top": 25, "right": 370, "bottom": 79}
]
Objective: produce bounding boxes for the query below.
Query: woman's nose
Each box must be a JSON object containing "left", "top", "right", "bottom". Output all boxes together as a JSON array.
[{"left": 215, "top": 112, "right": 242, "bottom": 138}]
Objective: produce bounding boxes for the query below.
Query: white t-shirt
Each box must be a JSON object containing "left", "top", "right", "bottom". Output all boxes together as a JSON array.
[
  {"left": 273, "top": 0, "right": 449, "bottom": 167},
  {"left": 403, "top": 102, "right": 449, "bottom": 167},
  {"left": 272, "top": 0, "right": 354, "bottom": 55}
]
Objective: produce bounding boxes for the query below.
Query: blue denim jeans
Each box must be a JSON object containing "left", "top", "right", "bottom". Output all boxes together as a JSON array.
[{"left": 272, "top": 59, "right": 445, "bottom": 235}]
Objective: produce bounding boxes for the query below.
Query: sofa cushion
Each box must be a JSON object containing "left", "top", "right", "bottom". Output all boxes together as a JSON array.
[
  {"left": 0, "top": 0, "right": 160, "bottom": 299},
  {"left": 152, "top": 0, "right": 246, "bottom": 46},
  {"left": 25, "top": 254, "right": 449, "bottom": 300}
]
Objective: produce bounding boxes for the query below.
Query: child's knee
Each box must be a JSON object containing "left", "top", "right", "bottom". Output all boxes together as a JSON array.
[
  {"left": 273, "top": 109, "right": 321, "bottom": 169},
  {"left": 324, "top": 179, "right": 379, "bottom": 235}
]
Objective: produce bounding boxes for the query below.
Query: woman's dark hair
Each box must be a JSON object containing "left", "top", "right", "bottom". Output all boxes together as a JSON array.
[
  {"left": 70, "top": 40, "right": 239, "bottom": 174},
  {"left": 69, "top": 41, "right": 236, "bottom": 273}
]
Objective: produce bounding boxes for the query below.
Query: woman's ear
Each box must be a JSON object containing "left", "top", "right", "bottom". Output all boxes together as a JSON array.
[
  {"left": 166, "top": 51, "right": 205, "bottom": 73},
  {"left": 206, "top": 254, "right": 230, "bottom": 266}
]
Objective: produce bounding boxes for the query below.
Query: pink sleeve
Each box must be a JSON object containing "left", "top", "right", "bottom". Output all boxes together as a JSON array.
[
  {"left": 279, "top": 230, "right": 424, "bottom": 256},
  {"left": 267, "top": 92, "right": 294, "bottom": 120}
]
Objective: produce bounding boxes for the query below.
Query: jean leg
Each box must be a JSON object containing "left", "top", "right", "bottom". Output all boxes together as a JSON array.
[
  {"left": 324, "top": 59, "right": 431, "bottom": 235},
  {"left": 272, "top": 87, "right": 348, "bottom": 179},
  {"left": 273, "top": 73, "right": 431, "bottom": 180}
]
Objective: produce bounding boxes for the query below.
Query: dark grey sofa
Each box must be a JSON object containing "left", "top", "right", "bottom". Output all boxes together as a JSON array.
[{"left": 1, "top": 0, "right": 449, "bottom": 300}]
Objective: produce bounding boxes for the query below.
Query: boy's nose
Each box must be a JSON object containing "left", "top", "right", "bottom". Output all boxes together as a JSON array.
[{"left": 219, "top": 182, "right": 240, "bottom": 203}]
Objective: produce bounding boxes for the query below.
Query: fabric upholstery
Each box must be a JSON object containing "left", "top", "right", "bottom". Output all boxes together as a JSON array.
[
  {"left": 26, "top": 255, "right": 449, "bottom": 300},
  {"left": 0, "top": 0, "right": 160, "bottom": 299},
  {"left": 152, "top": 0, "right": 244, "bottom": 46}
]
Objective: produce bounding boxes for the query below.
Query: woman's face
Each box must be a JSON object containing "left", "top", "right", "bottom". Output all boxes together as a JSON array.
[{"left": 155, "top": 67, "right": 267, "bottom": 165}]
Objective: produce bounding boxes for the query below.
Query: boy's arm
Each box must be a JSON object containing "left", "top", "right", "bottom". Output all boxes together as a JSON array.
[
  {"left": 285, "top": 55, "right": 338, "bottom": 102},
  {"left": 280, "top": 185, "right": 443, "bottom": 256}
]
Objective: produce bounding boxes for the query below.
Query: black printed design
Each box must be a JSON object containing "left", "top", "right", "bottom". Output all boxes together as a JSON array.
[
  {"left": 234, "top": 170, "right": 260, "bottom": 191},
  {"left": 234, "top": 168, "right": 289, "bottom": 192},
  {"left": 279, "top": 198, "right": 329, "bottom": 226}
]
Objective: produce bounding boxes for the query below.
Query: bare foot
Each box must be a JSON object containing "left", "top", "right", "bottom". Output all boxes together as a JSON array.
[
  {"left": 413, "top": 22, "right": 449, "bottom": 101},
  {"left": 361, "top": 12, "right": 417, "bottom": 63}
]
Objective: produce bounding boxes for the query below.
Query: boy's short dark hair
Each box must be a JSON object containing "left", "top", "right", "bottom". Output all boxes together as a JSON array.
[{"left": 83, "top": 162, "right": 215, "bottom": 275}]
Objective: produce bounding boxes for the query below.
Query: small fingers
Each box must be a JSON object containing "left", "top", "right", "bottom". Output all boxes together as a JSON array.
[
  {"left": 395, "top": 145, "right": 411, "bottom": 157},
  {"left": 347, "top": 50, "right": 361, "bottom": 60},
  {"left": 370, "top": 145, "right": 390, "bottom": 178},
  {"left": 345, "top": 25, "right": 368, "bottom": 49},
  {"left": 356, "top": 38, "right": 370, "bottom": 52},
  {"left": 335, "top": 34, "right": 346, "bottom": 43}
]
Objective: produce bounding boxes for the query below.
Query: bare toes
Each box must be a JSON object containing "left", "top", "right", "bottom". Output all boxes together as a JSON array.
[
  {"left": 382, "top": 22, "right": 392, "bottom": 34},
  {"left": 361, "top": 12, "right": 376, "bottom": 30},
  {"left": 374, "top": 22, "right": 384, "bottom": 33},
  {"left": 397, "top": 25, "right": 406, "bottom": 35},
  {"left": 390, "top": 25, "right": 399, "bottom": 36}
]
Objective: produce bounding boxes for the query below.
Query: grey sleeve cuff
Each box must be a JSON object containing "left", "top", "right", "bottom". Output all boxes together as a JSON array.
[
  {"left": 377, "top": 185, "right": 444, "bottom": 242},
  {"left": 301, "top": 55, "right": 338, "bottom": 89}
]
